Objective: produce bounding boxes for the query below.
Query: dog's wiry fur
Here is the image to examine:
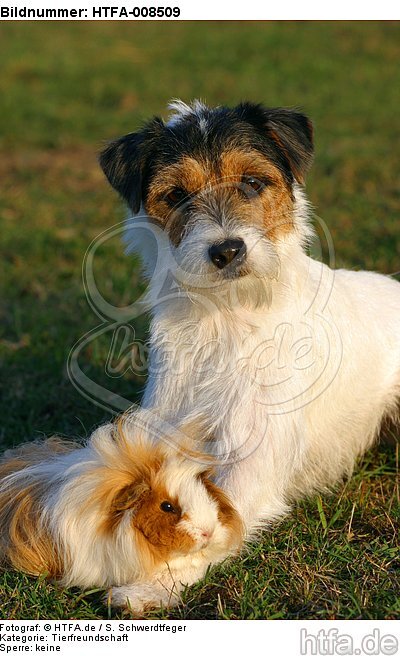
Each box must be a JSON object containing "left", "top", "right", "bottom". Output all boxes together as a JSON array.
[
  {"left": 0, "top": 413, "right": 243, "bottom": 611},
  {"left": 100, "top": 100, "right": 400, "bottom": 544}
]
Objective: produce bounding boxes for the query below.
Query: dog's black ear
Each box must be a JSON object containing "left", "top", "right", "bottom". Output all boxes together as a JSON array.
[
  {"left": 237, "top": 104, "right": 314, "bottom": 184},
  {"left": 99, "top": 118, "right": 164, "bottom": 214},
  {"left": 264, "top": 108, "right": 314, "bottom": 184},
  {"left": 99, "top": 132, "right": 144, "bottom": 213}
]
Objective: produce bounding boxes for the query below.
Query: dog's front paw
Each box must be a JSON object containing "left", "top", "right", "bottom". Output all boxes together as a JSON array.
[{"left": 108, "top": 582, "right": 181, "bottom": 613}]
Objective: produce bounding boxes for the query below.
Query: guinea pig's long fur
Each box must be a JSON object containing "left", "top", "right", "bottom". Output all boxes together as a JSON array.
[{"left": 0, "top": 415, "right": 243, "bottom": 607}]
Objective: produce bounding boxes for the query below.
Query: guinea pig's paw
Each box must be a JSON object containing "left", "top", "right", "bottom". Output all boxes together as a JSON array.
[{"left": 108, "top": 582, "right": 181, "bottom": 613}]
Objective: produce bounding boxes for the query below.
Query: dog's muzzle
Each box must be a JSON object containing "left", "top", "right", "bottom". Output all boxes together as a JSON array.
[{"left": 208, "top": 238, "right": 247, "bottom": 270}]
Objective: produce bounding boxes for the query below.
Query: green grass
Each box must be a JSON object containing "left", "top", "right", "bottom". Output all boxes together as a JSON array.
[{"left": 0, "top": 21, "right": 399, "bottom": 620}]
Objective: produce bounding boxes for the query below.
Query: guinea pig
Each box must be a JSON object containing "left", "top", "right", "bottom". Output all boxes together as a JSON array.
[{"left": 0, "top": 411, "right": 243, "bottom": 611}]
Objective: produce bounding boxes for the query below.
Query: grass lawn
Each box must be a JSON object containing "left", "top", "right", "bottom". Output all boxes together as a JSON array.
[{"left": 0, "top": 21, "right": 399, "bottom": 620}]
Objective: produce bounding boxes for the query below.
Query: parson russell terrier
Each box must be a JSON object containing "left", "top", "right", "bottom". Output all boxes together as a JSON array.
[{"left": 99, "top": 100, "right": 400, "bottom": 608}]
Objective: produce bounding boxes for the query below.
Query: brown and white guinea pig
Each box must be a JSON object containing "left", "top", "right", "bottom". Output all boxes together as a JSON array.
[{"left": 0, "top": 411, "right": 243, "bottom": 610}]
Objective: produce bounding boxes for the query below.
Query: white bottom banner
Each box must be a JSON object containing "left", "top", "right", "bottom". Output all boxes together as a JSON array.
[{"left": 0, "top": 620, "right": 399, "bottom": 656}]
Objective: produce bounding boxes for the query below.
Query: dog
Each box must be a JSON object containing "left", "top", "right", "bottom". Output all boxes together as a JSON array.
[{"left": 99, "top": 100, "right": 400, "bottom": 591}]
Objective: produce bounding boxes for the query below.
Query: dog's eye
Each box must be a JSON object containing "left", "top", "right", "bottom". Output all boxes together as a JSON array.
[
  {"left": 160, "top": 501, "right": 176, "bottom": 513},
  {"left": 165, "top": 188, "right": 187, "bottom": 206},
  {"left": 241, "top": 176, "right": 265, "bottom": 196}
]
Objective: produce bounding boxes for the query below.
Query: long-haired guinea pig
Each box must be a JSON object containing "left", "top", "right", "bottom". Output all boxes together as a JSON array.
[{"left": 0, "top": 412, "right": 243, "bottom": 610}]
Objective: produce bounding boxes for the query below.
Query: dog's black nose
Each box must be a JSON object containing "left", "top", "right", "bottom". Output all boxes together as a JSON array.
[{"left": 208, "top": 239, "right": 247, "bottom": 270}]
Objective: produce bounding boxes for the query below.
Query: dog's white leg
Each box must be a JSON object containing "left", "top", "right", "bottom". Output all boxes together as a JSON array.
[
  {"left": 109, "top": 580, "right": 181, "bottom": 612},
  {"left": 109, "top": 553, "right": 218, "bottom": 611}
]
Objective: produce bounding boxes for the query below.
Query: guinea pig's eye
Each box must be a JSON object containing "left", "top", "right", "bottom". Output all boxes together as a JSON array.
[
  {"left": 160, "top": 501, "right": 177, "bottom": 513},
  {"left": 165, "top": 188, "right": 187, "bottom": 206}
]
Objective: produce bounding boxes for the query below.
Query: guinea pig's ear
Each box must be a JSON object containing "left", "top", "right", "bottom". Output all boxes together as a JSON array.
[
  {"left": 197, "top": 464, "right": 216, "bottom": 482},
  {"left": 99, "top": 117, "right": 165, "bottom": 214},
  {"left": 112, "top": 481, "right": 149, "bottom": 512},
  {"left": 237, "top": 103, "right": 314, "bottom": 184}
]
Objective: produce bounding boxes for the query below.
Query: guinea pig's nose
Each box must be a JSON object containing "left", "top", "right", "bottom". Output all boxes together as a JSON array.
[
  {"left": 208, "top": 239, "right": 247, "bottom": 270},
  {"left": 201, "top": 529, "right": 214, "bottom": 541}
]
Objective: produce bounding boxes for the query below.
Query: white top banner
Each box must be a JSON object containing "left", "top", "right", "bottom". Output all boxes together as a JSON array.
[{"left": 0, "top": 0, "right": 399, "bottom": 20}]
